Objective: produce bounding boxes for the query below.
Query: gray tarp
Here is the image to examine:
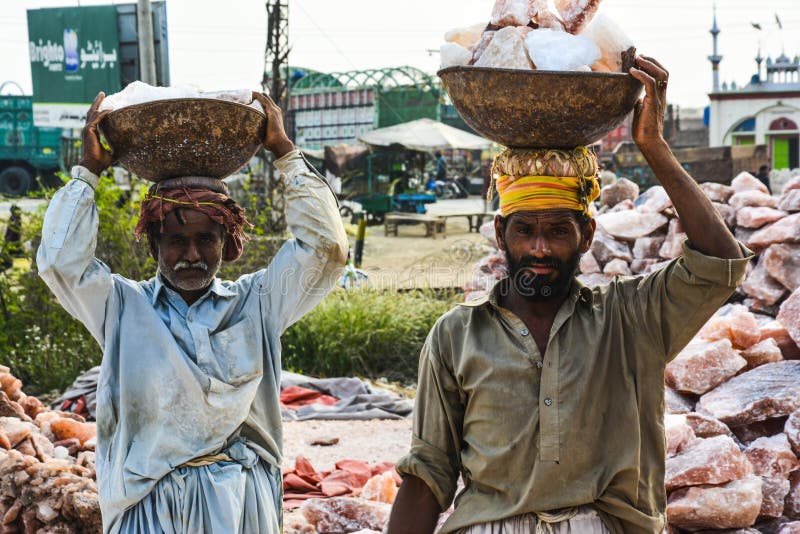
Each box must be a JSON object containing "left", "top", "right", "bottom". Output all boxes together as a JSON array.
[{"left": 358, "top": 118, "right": 491, "bottom": 152}]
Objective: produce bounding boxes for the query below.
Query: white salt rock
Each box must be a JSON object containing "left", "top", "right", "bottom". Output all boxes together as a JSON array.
[
  {"left": 634, "top": 185, "right": 672, "bottom": 213},
  {"left": 603, "top": 258, "right": 631, "bottom": 276},
  {"left": 440, "top": 43, "right": 473, "bottom": 69},
  {"left": 729, "top": 190, "right": 778, "bottom": 211},
  {"left": 475, "top": 27, "right": 533, "bottom": 70},
  {"left": 665, "top": 414, "right": 696, "bottom": 457},
  {"left": 666, "top": 387, "right": 695, "bottom": 414},
  {"left": 445, "top": 22, "right": 486, "bottom": 48},
  {"left": 596, "top": 211, "right": 668, "bottom": 241},
  {"left": 578, "top": 250, "right": 601, "bottom": 274},
  {"left": 525, "top": 29, "right": 600, "bottom": 71},
  {"left": 490, "top": 0, "right": 532, "bottom": 27},
  {"left": 99, "top": 81, "right": 260, "bottom": 112},
  {"left": 52, "top": 446, "right": 70, "bottom": 460},
  {"left": 581, "top": 14, "right": 633, "bottom": 72},
  {"left": 633, "top": 236, "right": 666, "bottom": 259}
]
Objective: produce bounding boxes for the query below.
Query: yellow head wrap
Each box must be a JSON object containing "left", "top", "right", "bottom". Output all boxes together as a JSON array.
[{"left": 491, "top": 146, "right": 601, "bottom": 218}]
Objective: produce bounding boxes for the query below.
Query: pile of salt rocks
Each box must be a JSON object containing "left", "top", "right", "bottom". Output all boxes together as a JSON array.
[
  {"left": 0, "top": 366, "right": 100, "bottom": 533},
  {"left": 464, "top": 172, "right": 800, "bottom": 531}
]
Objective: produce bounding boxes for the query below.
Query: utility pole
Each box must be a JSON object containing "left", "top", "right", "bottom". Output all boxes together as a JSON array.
[
  {"left": 137, "top": 0, "right": 157, "bottom": 84},
  {"left": 259, "top": 0, "right": 290, "bottom": 233}
]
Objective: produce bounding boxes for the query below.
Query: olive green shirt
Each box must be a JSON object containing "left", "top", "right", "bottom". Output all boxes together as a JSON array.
[{"left": 396, "top": 242, "right": 752, "bottom": 534}]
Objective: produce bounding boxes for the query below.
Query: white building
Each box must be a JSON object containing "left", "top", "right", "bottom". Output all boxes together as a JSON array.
[{"left": 707, "top": 13, "right": 800, "bottom": 170}]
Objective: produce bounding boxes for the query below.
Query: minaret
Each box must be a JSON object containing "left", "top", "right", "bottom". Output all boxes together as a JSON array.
[
  {"left": 708, "top": 4, "right": 723, "bottom": 92},
  {"left": 755, "top": 47, "right": 763, "bottom": 83}
]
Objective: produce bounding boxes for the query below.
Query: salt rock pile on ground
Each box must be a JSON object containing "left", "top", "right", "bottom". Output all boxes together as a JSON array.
[
  {"left": 440, "top": 0, "right": 636, "bottom": 73},
  {"left": 0, "top": 366, "right": 100, "bottom": 533}
]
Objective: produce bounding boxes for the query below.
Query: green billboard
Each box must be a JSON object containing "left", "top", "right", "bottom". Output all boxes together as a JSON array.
[{"left": 27, "top": 6, "right": 122, "bottom": 128}]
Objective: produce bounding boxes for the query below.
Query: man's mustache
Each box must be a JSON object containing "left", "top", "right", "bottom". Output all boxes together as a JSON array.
[
  {"left": 515, "top": 257, "right": 563, "bottom": 270},
  {"left": 174, "top": 261, "right": 208, "bottom": 271}
]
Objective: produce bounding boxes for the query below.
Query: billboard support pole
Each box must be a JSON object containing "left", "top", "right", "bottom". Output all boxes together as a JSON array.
[{"left": 137, "top": 0, "right": 157, "bottom": 84}]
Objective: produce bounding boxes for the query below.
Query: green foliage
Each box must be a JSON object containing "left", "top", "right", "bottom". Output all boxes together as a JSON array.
[{"left": 281, "top": 288, "right": 458, "bottom": 383}]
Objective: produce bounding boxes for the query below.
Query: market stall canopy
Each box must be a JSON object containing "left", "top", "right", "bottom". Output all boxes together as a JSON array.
[{"left": 358, "top": 118, "right": 491, "bottom": 151}]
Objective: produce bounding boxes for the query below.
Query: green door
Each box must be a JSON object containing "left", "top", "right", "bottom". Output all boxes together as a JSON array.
[{"left": 773, "top": 138, "right": 790, "bottom": 170}]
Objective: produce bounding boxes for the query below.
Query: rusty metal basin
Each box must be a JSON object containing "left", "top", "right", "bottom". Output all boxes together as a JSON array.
[
  {"left": 100, "top": 98, "right": 266, "bottom": 182},
  {"left": 438, "top": 66, "right": 643, "bottom": 149}
]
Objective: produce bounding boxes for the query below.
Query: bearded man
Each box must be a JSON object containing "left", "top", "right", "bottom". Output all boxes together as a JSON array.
[
  {"left": 388, "top": 57, "right": 752, "bottom": 533},
  {"left": 37, "top": 92, "right": 348, "bottom": 533}
]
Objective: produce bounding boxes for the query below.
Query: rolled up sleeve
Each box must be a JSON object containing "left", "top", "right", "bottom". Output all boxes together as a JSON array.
[
  {"left": 629, "top": 239, "right": 753, "bottom": 360},
  {"left": 396, "top": 332, "right": 463, "bottom": 512}
]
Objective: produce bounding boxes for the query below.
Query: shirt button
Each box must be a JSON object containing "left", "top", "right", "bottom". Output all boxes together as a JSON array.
[
  {"left": 536, "top": 361, "right": 543, "bottom": 369},
  {"left": 521, "top": 328, "right": 529, "bottom": 336},
  {"left": 544, "top": 398, "right": 553, "bottom": 406}
]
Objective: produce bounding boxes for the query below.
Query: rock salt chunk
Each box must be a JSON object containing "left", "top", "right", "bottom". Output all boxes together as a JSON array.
[
  {"left": 779, "top": 190, "right": 800, "bottom": 213},
  {"left": 765, "top": 244, "right": 800, "bottom": 292},
  {"left": 596, "top": 211, "right": 668, "bottom": 241},
  {"left": 440, "top": 43, "right": 473, "bottom": 69},
  {"left": 578, "top": 251, "right": 601, "bottom": 274},
  {"left": 524, "top": 29, "right": 600, "bottom": 71},
  {"left": 490, "top": 0, "right": 532, "bottom": 27},
  {"left": 359, "top": 471, "right": 398, "bottom": 504},
  {"left": 732, "top": 172, "right": 771, "bottom": 195},
  {"left": 701, "top": 182, "right": 735, "bottom": 203},
  {"left": 665, "top": 414, "right": 697, "bottom": 456},
  {"left": 737, "top": 207, "right": 788, "bottom": 229},
  {"left": 600, "top": 177, "right": 639, "bottom": 208},
  {"left": 633, "top": 236, "right": 665, "bottom": 259},
  {"left": 445, "top": 22, "right": 486, "bottom": 48},
  {"left": 715, "top": 202, "right": 736, "bottom": 228},
  {"left": 732, "top": 418, "right": 790, "bottom": 447},
  {"left": 786, "top": 411, "right": 800, "bottom": 456},
  {"left": 666, "top": 387, "right": 695, "bottom": 414},
  {"left": 685, "top": 412, "right": 732, "bottom": 438},
  {"left": 697, "top": 361, "right": 800, "bottom": 426},
  {"left": 300, "top": 497, "right": 391, "bottom": 533},
  {"left": 760, "top": 320, "right": 800, "bottom": 360},
  {"left": 730, "top": 191, "right": 779, "bottom": 211},
  {"left": 666, "top": 339, "right": 747, "bottom": 395},
  {"left": 607, "top": 198, "right": 634, "bottom": 213},
  {"left": 475, "top": 27, "right": 533, "bottom": 70},
  {"left": 555, "top": 0, "right": 601, "bottom": 34},
  {"left": 742, "top": 260, "right": 788, "bottom": 307},
  {"left": 778, "top": 289, "right": 800, "bottom": 351},
  {"left": 747, "top": 213, "right": 800, "bottom": 251},
  {"left": 741, "top": 338, "right": 784, "bottom": 368},
  {"left": 777, "top": 522, "right": 800, "bottom": 533},
  {"left": 581, "top": 14, "right": 633, "bottom": 72},
  {"left": 634, "top": 185, "right": 672, "bottom": 213},
  {"left": 659, "top": 218, "right": 687, "bottom": 260},
  {"left": 759, "top": 476, "right": 790, "bottom": 518},
  {"left": 665, "top": 435, "right": 752, "bottom": 491},
  {"left": 630, "top": 258, "right": 658, "bottom": 274},
  {"left": 590, "top": 232, "right": 632, "bottom": 264},
  {"left": 603, "top": 258, "right": 631, "bottom": 276},
  {"left": 471, "top": 31, "right": 496, "bottom": 64},
  {"left": 666, "top": 475, "right": 763, "bottom": 529},
  {"left": 697, "top": 304, "right": 761, "bottom": 350},
  {"left": 786, "top": 472, "right": 800, "bottom": 519},
  {"left": 745, "top": 434, "right": 800, "bottom": 478},
  {"left": 576, "top": 273, "right": 612, "bottom": 287},
  {"left": 784, "top": 176, "right": 800, "bottom": 196}
]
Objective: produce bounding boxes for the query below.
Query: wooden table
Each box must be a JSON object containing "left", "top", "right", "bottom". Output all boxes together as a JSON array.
[
  {"left": 438, "top": 212, "right": 494, "bottom": 233},
  {"left": 384, "top": 212, "right": 447, "bottom": 239}
]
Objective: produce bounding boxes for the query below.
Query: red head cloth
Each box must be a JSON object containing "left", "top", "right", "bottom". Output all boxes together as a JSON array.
[{"left": 135, "top": 185, "right": 252, "bottom": 262}]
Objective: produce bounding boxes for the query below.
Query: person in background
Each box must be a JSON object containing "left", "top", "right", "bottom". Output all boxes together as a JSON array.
[
  {"left": 435, "top": 151, "right": 448, "bottom": 181},
  {"left": 599, "top": 160, "right": 618, "bottom": 188},
  {"left": 755, "top": 164, "right": 772, "bottom": 194}
]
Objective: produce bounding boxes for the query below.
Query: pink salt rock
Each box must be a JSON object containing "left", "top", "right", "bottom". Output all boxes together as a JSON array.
[
  {"left": 685, "top": 412, "right": 732, "bottom": 438},
  {"left": 779, "top": 190, "right": 800, "bottom": 213},
  {"left": 600, "top": 177, "right": 639, "bottom": 208},
  {"left": 764, "top": 244, "right": 800, "bottom": 292},
  {"left": 760, "top": 321, "right": 800, "bottom": 360},
  {"left": 635, "top": 185, "right": 673, "bottom": 213},
  {"left": 732, "top": 172, "right": 771, "bottom": 195},
  {"left": 590, "top": 231, "right": 632, "bottom": 264},
  {"left": 633, "top": 236, "right": 666, "bottom": 259},
  {"left": 784, "top": 176, "right": 800, "bottom": 195},
  {"left": 666, "top": 414, "right": 697, "bottom": 456},
  {"left": 787, "top": 411, "right": 800, "bottom": 456},
  {"left": 666, "top": 475, "right": 763, "bottom": 529},
  {"left": 745, "top": 434, "right": 800, "bottom": 478},
  {"left": 666, "top": 387, "right": 695, "bottom": 414},
  {"left": 742, "top": 260, "right": 789, "bottom": 307},
  {"left": 359, "top": 471, "right": 398, "bottom": 504},
  {"left": 490, "top": 0, "right": 532, "bottom": 27},
  {"left": 747, "top": 213, "right": 800, "bottom": 251},
  {"left": 697, "top": 361, "right": 800, "bottom": 426},
  {"left": 597, "top": 211, "right": 668, "bottom": 241},
  {"left": 736, "top": 226, "right": 757, "bottom": 245},
  {"left": 607, "top": 198, "right": 634, "bottom": 213},
  {"left": 730, "top": 191, "right": 779, "bottom": 211},
  {"left": 630, "top": 258, "right": 659, "bottom": 274},
  {"left": 665, "top": 435, "right": 753, "bottom": 491},
  {"left": 701, "top": 182, "right": 735, "bottom": 203},
  {"left": 697, "top": 305, "right": 761, "bottom": 350},
  {"left": 714, "top": 202, "right": 737, "bottom": 228},
  {"left": 666, "top": 339, "right": 747, "bottom": 395},
  {"left": 786, "top": 471, "right": 800, "bottom": 519},
  {"left": 474, "top": 27, "right": 533, "bottom": 70},
  {"left": 741, "top": 338, "right": 784, "bottom": 368},
  {"left": 603, "top": 258, "right": 631, "bottom": 276},
  {"left": 737, "top": 207, "right": 789, "bottom": 229},
  {"left": 759, "top": 476, "right": 790, "bottom": 518},
  {"left": 778, "top": 289, "right": 800, "bottom": 351},
  {"left": 578, "top": 250, "right": 601, "bottom": 274},
  {"left": 300, "top": 497, "right": 391, "bottom": 533},
  {"left": 471, "top": 31, "right": 496, "bottom": 64},
  {"left": 555, "top": 0, "right": 601, "bottom": 34},
  {"left": 659, "top": 218, "right": 686, "bottom": 260}
]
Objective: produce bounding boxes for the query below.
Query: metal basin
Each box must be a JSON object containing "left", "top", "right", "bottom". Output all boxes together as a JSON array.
[
  {"left": 100, "top": 98, "right": 266, "bottom": 182},
  {"left": 438, "top": 66, "right": 643, "bottom": 149}
]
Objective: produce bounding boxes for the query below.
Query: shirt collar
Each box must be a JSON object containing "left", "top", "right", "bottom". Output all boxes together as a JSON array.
[
  {"left": 150, "top": 273, "right": 236, "bottom": 305},
  {"left": 462, "top": 277, "right": 594, "bottom": 310}
]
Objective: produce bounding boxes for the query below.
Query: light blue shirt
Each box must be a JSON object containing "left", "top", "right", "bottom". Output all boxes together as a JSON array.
[{"left": 37, "top": 150, "right": 348, "bottom": 531}]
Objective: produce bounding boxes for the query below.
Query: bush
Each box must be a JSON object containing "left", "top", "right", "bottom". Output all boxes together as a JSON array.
[{"left": 281, "top": 288, "right": 458, "bottom": 383}]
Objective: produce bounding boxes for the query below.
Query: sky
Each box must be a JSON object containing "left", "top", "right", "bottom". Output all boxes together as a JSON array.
[{"left": 2, "top": 0, "right": 800, "bottom": 109}]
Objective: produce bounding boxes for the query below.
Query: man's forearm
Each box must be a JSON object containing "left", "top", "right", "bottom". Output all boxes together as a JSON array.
[
  {"left": 640, "top": 141, "right": 742, "bottom": 259},
  {"left": 387, "top": 476, "right": 441, "bottom": 534}
]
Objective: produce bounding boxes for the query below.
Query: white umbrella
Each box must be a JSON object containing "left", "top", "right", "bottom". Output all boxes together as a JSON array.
[{"left": 359, "top": 118, "right": 491, "bottom": 152}]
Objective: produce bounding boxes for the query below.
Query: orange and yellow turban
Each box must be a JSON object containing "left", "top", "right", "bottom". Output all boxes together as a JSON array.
[{"left": 491, "top": 146, "right": 601, "bottom": 218}]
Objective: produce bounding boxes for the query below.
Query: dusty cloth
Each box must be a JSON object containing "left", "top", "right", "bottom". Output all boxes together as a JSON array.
[
  {"left": 491, "top": 147, "right": 600, "bottom": 218},
  {"left": 396, "top": 242, "right": 752, "bottom": 534},
  {"left": 37, "top": 151, "right": 348, "bottom": 533},
  {"left": 460, "top": 506, "right": 610, "bottom": 534},
  {"left": 134, "top": 182, "right": 252, "bottom": 262},
  {"left": 282, "top": 455, "right": 399, "bottom": 509}
]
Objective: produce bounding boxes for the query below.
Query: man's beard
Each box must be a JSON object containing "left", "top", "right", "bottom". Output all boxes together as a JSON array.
[
  {"left": 505, "top": 250, "right": 581, "bottom": 302},
  {"left": 159, "top": 256, "right": 221, "bottom": 292}
]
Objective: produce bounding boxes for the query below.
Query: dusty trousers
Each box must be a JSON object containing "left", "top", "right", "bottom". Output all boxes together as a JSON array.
[{"left": 460, "top": 506, "right": 610, "bottom": 534}]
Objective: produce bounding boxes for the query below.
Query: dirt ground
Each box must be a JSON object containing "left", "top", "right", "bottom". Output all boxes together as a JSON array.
[{"left": 351, "top": 197, "right": 494, "bottom": 290}]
